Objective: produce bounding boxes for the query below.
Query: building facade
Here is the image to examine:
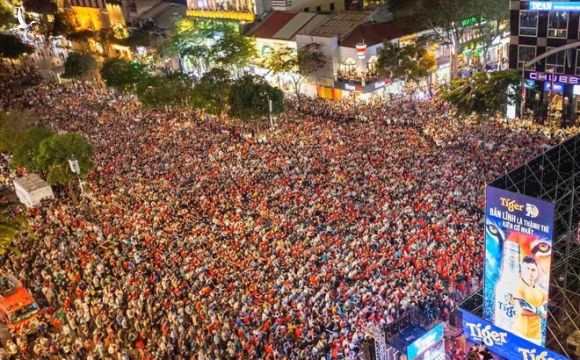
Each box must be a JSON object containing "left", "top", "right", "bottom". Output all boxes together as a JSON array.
[{"left": 509, "top": 0, "right": 580, "bottom": 125}]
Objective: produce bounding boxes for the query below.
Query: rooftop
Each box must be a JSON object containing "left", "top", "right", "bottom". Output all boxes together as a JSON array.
[
  {"left": 341, "top": 20, "right": 411, "bottom": 48},
  {"left": 13, "top": 174, "right": 50, "bottom": 193},
  {"left": 300, "top": 12, "right": 370, "bottom": 40},
  {"left": 247, "top": 11, "right": 330, "bottom": 41}
]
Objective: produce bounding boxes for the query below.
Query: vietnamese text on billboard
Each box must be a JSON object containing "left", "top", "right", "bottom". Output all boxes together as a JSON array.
[{"left": 483, "top": 186, "right": 555, "bottom": 346}]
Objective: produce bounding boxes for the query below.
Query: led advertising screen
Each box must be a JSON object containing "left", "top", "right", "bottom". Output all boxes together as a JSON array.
[
  {"left": 483, "top": 186, "right": 555, "bottom": 346},
  {"left": 461, "top": 310, "right": 568, "bottom": 360},
  {"left": 407, "top": 323, "right": 445, "bottom": 360}
]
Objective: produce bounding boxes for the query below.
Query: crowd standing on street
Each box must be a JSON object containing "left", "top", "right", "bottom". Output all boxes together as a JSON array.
[{"left": 0, "top": 76, "right": 576, "bottom": 359}]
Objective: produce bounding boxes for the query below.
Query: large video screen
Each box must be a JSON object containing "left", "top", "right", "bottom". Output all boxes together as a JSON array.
[
  {"left": 483, "top": 186, "right": 555, "bottom": 346},
  {"left": 407, "top": 323, "right": 445, "bottom": 360}
]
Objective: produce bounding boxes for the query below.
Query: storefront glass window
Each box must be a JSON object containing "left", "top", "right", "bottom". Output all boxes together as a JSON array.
[
  {"left": 520, "top": 11, "right": 538, "bottom": 37},
  {"left": 548, "top": 12, "right": 568, "bottom": 38}
]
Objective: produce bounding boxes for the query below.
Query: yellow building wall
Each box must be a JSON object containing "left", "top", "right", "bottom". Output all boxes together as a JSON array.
[
  {"left": 106, "top": 3, "right": 126, "bottom": 26},
  {"left": 72, "top": 6, "right": 104, "bottom": 31}
]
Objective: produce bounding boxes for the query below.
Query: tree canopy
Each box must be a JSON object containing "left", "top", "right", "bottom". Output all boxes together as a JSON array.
[
  {"left": 0, "top": 0, "right": 14, "bottom": 30},
  {"left": 377, "top": 39, "right": 436, "bottom": 83},
  {"left": 0, "top": 34, "right": 35, "bottom": 59},
  {"left": 228, "top": 74, "right": 283, "bottom": 123},
  {"left": 35, "top": 133, "right": 94, "bottom": 185},
  {"left": 63, "top": 52, "right": 98, "bottom": 79},
  {"left": 191, "top": 68, "right": 232, "bottom": 115},
  {"left": 100, "top": 58, "right": 146, "bottom": 92},
  {"left": 0, "top": 111, "right": 36, "bottom": 153},
  {"left": 134, "top": 73, "right": 195, "bottom": 109},
  {"left": 441, "top": 69, "right": 521, "bottom": 116},
  {"left": 10, "top": 125, "right": 54, "bottom": 171},
  {"left": 167, "top": 18, "right": 256, "bottom": 75}
]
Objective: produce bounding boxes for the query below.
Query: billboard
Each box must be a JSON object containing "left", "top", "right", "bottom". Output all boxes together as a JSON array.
[
  {"left": 529, "top": 1, "right": 580, "bottom": 11},
  {"left": 483, "top": 186, "right": 555, "bottom": 346},
  {"left": 461, "top": 310, "right": 568, "bottom": 360},
  {"left": 407, "top": 323, "right": 445, "bottom": 360}
]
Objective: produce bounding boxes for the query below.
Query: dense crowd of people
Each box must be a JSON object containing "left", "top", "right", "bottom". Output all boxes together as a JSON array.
[{"left": 0, "top": 75, "right": 576, "bottom": 359}]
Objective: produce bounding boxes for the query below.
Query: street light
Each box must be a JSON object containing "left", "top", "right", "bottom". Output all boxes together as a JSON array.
[{"left": 68, "top": 154, "right": 84, "bottom": 195}]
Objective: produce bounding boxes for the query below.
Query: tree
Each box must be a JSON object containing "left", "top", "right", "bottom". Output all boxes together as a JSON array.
[
  {"left": 133, "top": 73, "right": 194, "bottom": 109},
  {"left": 166, "top": 17, "right": 217, "bottom": 76},
  {"left": 441, "top": 69, "right": 521, "bottom": 116},
  {"left": 294, "top": 43, "right": 326, "bottom": 97},
  {"left": 100, "top": 58, "right": 145, "bottom": 91},
  {"left": 23, "top": 0, "right": 58, "bottom": 15},
  {"left": 472, "top": 0, "right": 508, "bottom": 70},
  {"left": 192, "top": 68, "right": 232, "bottom": 115},
  {"left": 211, "top": 27, "right": 256, "bottom": 72},
  {"left": 51, "top": 10, "right": 77, "bottom": 37},
  {"left": 0, "top": 111, "right": 36, "bottom": 152},
  {"left": 0, "top": 0, "right": 14, "bottom": 30},
  {"left": 0, "top": 34, "right": 35, "bottom": 60},
  {"left": 377, "top": 39, "right": 436, "bottom": 83},
  {"left": 35, "top": 133, "right": 94, "bottom": 185},
  {"left": 262, "top": 46, "right": 298, "bottom": 88},
  {"left": 228, "top": 74, "right": 283, "bottom": 124},
  {"left": 63, "top": 52, "right": 98, "bottom": 79},
  {"left": 10, "top": 125, "right": 54, "bottom": 171},
  {"left": 390, "top": 0, "right": 478, "bottom": 79},
  {"left": 167, "top": 18, "right": 255, "bottom": 77}
]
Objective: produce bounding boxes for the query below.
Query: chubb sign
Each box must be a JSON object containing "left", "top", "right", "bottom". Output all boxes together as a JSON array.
[
  {"left": 461, "top": 310, "right": 569, "bottom": 360},
  {"left": 527, "top": 71, "right": 580, "bottom": 85}
]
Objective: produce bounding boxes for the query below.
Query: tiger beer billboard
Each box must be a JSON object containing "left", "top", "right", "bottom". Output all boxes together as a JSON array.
[{"left": 483, "top": 186, "right": 555, "bottom": 346}]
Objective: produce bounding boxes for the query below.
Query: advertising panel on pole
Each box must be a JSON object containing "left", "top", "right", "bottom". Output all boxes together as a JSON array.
[
  {"left": 461, "top": 310, "right": 568, "bottom": 360},
  {"left": 407, "top": 323, "right": 445, "bottom": 360},
  {"left": 483, "top": 186, "right": 555, "bottom": 346}
]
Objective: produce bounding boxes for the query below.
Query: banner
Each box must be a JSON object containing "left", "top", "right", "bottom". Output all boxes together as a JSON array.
[
  {"left": 407, "top": 323, "right": 445, "bottom": 360},
  {"left": 483, "top": 186, "right": 555, "bottom": 346},
  {"left": 461, "top": 310, "right": 568, "bottom": 360}
]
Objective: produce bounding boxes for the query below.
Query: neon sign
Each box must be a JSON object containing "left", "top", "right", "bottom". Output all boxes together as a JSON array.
[
  {"left": 527, "top": 71, "right": 580, "bottom": 85},
  {"left": 529, "top": 1, "right": 580, "bottom": 11},
  {"left": 543, "top": 82, "right": 563, "bottom": 93}
]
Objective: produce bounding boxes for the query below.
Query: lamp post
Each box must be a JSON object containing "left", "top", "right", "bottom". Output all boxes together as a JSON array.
[{"left": 68, "top": 155, "right": 84, "bottom": 195}]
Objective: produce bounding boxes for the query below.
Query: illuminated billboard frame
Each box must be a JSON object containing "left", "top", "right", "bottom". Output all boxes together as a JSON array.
[
  {"left": 461, "top": 310, "right": 568, "bottom": 360},
  {"left": 483, "top": 186, "right": 555, "bottom": 346},
  {"left": 407, "top": 323, "right": 445, "bottom": 360},
  {"left": 529, "top": 1, "right": 580, "bottom": 11}
]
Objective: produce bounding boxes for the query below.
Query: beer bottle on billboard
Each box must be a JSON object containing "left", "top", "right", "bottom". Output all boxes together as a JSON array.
[{"left": 493, "top": 240, "right": 520, "bottom": 331}]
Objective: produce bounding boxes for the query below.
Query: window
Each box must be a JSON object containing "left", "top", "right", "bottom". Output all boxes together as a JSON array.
[
  {"left": 576, "top": 49, "right": 580, "bottom": 76},
  {"left": 548, "top": 12, "right": 568, "bottom": 38},
  {"left": 330, "top": 2, "right": 335, "bottom": 11},
  {"left": 316, "top": 5, "right": 321, "bottom": 11},
  {"left": 546, "top": 47, "right": 566, "bottom": 74},
  {"left": 519, "top": 11, "right": 538, "bottom": 37},
  {"left": 304, "top": 7, "right": 309, "bottom": 11},
  {"left": 518, "top": 45, "right": 536, "bottom": 70}
]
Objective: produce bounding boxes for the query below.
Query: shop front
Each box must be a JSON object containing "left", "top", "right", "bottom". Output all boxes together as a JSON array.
[{"left": 523, "top": 70, "right": 578, "bottom": 126}]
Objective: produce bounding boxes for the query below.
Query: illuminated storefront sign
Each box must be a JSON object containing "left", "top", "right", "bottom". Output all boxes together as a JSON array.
[
  {"left": 461, "top": 310, "right": 568, "bottom": 360},
  {"left": 407, "top": 323, "right": 445, "bottom": 360},
  {"left": 460, "top": 14, "right": 486, "bottom": 27},
  {"left": 527, "top": 71, "right": 580, "bottom": 85},
  {"left": 529, "top": 1, "right": 580, "bottom": 11},
  {"left": 544, "top": 82, "right": 564, "bottom": 93},
  {"left": 344, "top": 83, "right": 356, "bottom": 91},
  {"left": 186, "top": 9, "right": 255, "bottom": 22}
]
